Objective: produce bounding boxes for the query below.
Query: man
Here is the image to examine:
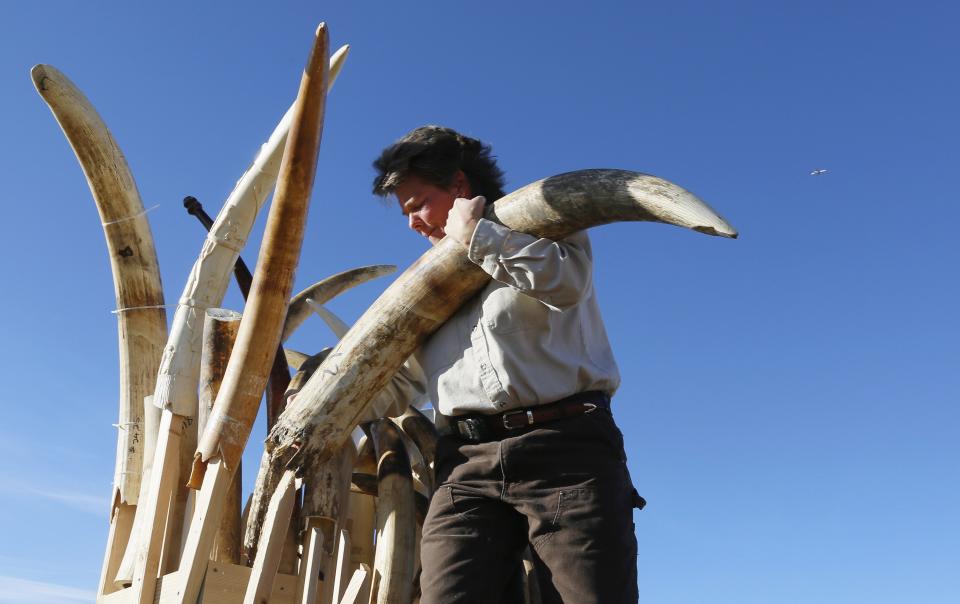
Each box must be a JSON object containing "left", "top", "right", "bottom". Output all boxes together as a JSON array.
[{"left": 371, "top": 125, "right": 642, "bottom": 603}]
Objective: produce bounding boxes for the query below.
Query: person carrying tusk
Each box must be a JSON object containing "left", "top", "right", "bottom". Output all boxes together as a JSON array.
[{"left": 363, "top": 125, "right": 645, "bottom": 603}]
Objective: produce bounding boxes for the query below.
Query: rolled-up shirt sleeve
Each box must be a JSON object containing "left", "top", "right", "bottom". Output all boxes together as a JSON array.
[{"left": 467, "top": 218, "right": 593, "bottom": 311}]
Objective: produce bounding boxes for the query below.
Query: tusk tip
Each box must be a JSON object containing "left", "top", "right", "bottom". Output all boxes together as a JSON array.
[
  {"left": 331, "top": 45, "right": 350, "bottom": 63},
  {"left": 30, "top": 64, "right": 50, "bottom": 89},
  {"left": 315, "top": 22, "right": 327, "bottom": 36},
  {"left": 693, "top": 225, "right": 738, "bottom": 239}
]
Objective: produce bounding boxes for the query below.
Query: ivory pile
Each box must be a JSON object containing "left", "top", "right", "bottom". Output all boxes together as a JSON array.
[{"left": 32, "top": 20, "right": 737, "bottom": 604}]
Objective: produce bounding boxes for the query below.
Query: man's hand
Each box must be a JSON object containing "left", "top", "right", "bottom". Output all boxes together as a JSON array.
[{"left": 444, "top": 195, "right": 486, "bottom": 248}]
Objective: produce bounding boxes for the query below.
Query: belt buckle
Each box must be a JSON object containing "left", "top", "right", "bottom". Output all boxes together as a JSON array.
[
  {"left": 502, "top": 409, "right": 534, "bottom": 430},
  {"left": 456, "top": 418, "right": 487, "bottom": 442}
]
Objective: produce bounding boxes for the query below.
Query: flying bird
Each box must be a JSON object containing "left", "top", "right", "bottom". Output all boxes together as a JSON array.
[{"left": 810, "top": 168, "right": 828, "bottom": 176}]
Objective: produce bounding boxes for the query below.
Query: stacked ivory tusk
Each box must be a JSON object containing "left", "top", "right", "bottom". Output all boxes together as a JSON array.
[
  {"left": 32, "top": 17, "right": 737, "bottom": 604},
  {"left": 30, "top": 63, "right": 169, "bottom": 597}
]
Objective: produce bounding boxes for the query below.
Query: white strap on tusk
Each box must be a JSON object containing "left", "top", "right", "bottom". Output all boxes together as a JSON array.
[
  {"left": 205, "top": 231, "right": 245, "bottom": 254},
  {"left": 101, "top": 204, "right": 160, "bottom": 226},
  {"left": 111, "top": 304, "right": 168, "bottom": 314}
]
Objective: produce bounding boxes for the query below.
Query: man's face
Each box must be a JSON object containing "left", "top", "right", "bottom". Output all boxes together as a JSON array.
[{"left": 394, "top": 174, "right": 459, "bottom": 246}]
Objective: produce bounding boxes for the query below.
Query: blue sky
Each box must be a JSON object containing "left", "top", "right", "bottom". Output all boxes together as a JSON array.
[{"left": 1, "top": 2, "right": 957, "bottom": 602}]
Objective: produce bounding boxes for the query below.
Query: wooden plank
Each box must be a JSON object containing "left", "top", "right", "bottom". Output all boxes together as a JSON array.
[
  {"left": 98, "top": 502, "right": 135, "bottom": 595},
  {"left": 162, "top": 416, "right": 198, "bottom": 575},
  {"left": 98, "top": 585, "right": 131, "bottom": 604},
  {"left": 346, "top": 492, "right": 375, "bottom": 569},
  {"left": 114, "top": 395, "right": 162, "bottom": 587},
  {"left": 243, "top": 470, "right": 298, "bottom": 604},
  {"left": 99, "top": 567, "right": 175, "bottom": 604},
  {"left": 295, "top": 524, "right": 324, "bottom": 604},
  {"left": 143, "top": 562, "right": 297, "bottom": 604},
  {"left": 203, "top": 562, "right": 296, "bottom": 604},
  {"left": 128, "top": 410, "right": 185, "bottom": 604},
  {"left": 339, "top": 565, "right": 370, "bottom": 604},
  {"left": 175, "top": 459, "right": 236, "bottom": 603},
  {"left": 330, "top": 529, "right": 352, "bottom": 604}
]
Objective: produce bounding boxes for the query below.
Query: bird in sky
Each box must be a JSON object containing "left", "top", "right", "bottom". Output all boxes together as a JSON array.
[{"left": 810, "top": 168, "right": 828, "bottom": 176}]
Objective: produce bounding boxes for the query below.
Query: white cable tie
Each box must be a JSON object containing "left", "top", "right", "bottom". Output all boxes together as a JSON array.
[
  {"left": 205, "top": 231, "right": 245, "bottom": 254},
  {"left": 177, "top": 296, "right": 211, "bottom": 310},
  {"left": 102, "top": 204, "right": 160, "bottom": 226},
  {"left": 111, "top": 422, "right": 139, "bottom": 430},
  {"left": 111, "top": 304, "right": 168, "bottom": 315}
]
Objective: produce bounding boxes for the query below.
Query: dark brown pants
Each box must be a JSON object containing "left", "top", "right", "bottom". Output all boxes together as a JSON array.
[{"left": 420, "top": 408, "right": 640, "bottom": 603}]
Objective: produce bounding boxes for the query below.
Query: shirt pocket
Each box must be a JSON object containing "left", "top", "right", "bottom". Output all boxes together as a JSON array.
[{"left": 481, "top": 283, "right": 549, "bottom": 334}]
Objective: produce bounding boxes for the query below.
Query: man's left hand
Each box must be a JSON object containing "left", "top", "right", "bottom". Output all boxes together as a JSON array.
[{"left": 445, "top": 196, "right": 486, "bottom": 248}]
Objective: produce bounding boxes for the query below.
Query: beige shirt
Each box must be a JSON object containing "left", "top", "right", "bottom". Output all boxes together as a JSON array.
[{"left": 368, "top": 218, "right": 620, "bottom": 418}]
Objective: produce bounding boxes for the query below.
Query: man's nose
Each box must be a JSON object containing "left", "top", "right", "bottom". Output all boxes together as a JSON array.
[{"left": 408, "top": 211, "right": 424, "bottom": 232}]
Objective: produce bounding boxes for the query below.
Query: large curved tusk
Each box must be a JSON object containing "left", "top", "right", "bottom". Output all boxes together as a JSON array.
[
  {"left": 491, "top": 169, "right": 736, "bottom": 239},
  {"left": 32, "top": 63, "right": 169, "bottom": 506},
  {"left": 266, "top": 170, "right": 737, "bottom": 472},
  {"left": 282, "top": 264, "right": 396, "bottom": 342},
  {"left": 31, "top": 63, "right": 169, "bottom": 596}
]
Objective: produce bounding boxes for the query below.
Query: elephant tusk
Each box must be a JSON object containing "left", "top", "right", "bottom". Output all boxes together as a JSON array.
[
  {"left": 305, "top": 298, "right": 351, "bottom": 339},
  {"left": 282, "top": 264, "right": 396, "bottom": 342},
  {"left": 176, "top": 25, "right": 332, "bottom": 604},
  {"left": 31, "top": 63, "right": 169, "bottom": 596},
  {"left": 266, "top": 169, "right": 737, "bottom": 474}
]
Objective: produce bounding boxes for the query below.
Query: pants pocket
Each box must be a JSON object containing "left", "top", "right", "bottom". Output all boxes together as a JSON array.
[{"left": 445, "top": 485, "right": 487, "bottom": 520}]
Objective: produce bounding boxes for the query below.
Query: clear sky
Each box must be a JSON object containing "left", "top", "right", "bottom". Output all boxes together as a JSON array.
[{"left": 1, "top": 2, "right": 957, "bottom": 603}]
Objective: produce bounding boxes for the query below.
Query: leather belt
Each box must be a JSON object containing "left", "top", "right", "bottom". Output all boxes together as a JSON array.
[{"left": 445, "top": 391, "right": 610, "bottom": 443}]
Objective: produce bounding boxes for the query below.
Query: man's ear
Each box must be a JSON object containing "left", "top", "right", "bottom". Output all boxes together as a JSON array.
[{"left": 452, "top": 170, "right": 472, "bottom": 198}]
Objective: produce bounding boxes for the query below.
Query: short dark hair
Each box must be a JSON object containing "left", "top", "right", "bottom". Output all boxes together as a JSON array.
[{"left": 372, "top": 125, "right": 506, "bottom": 202}]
